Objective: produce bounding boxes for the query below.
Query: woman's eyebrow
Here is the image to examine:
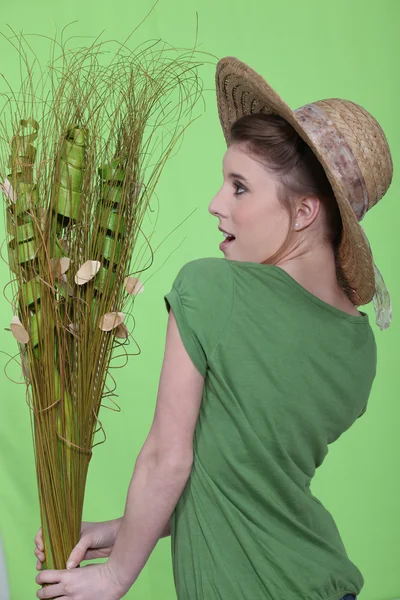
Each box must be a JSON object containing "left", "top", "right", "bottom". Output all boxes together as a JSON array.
[{"left": 223, "top": 171, "right": 249, "bottom": 184}]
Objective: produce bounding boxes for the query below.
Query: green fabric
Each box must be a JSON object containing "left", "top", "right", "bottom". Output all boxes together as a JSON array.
[{"left": 164, "top": 257, "right": 377, "bottom": 600}]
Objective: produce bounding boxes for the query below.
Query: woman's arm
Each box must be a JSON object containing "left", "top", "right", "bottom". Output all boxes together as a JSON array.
[
  {"left": 105, "top": 309, "right": 204, "bottom": 594},
  {"left": 106, "top": 453, "right": 192, "bottom": 593},
  {"left": 160, "top": 518, "right": 171, "bottom": 538}
]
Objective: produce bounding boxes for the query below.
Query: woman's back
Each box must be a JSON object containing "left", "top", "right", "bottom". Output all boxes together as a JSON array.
[{"left": 164, "top": 257, "right": 376, "bottom": 600}]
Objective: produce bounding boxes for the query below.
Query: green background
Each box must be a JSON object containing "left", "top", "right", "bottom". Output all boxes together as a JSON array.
[{"left": 0, "top": 1, "right": 398, "bottom": 599}]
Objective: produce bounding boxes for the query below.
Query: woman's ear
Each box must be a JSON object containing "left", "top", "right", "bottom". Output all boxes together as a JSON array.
[{"left": 297, "top": 195, "right": 321, "bottom": 228}]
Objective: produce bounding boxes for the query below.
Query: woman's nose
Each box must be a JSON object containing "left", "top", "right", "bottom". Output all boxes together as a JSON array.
[{"left": 208, "top": 189, "right": 223, "bottom": 216}]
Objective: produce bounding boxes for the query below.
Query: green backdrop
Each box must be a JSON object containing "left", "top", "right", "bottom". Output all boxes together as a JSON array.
[{"left": 0, "top": 1, "right": 398, "bottom": 599}]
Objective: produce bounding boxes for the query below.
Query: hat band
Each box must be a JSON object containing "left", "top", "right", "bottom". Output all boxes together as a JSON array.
[
  {"left": 294, "top": 103, "right": 391, "bottom": 329},
  {"left": 294, "top": 103, "right": 369, "bottom": 222}
]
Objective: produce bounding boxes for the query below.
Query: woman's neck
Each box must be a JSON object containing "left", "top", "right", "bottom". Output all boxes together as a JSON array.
[{"left": 276, "top": 246, "right": 362, "bottom": 316}]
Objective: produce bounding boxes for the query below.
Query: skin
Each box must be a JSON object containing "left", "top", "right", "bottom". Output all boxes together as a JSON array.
[{"left": 208, "top": 143, "right": 362, "bottom": 317}]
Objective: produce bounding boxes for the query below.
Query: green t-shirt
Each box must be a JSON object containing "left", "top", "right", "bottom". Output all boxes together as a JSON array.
[{"left": 164, "top": 257, "right": 376, "bottom": 600}]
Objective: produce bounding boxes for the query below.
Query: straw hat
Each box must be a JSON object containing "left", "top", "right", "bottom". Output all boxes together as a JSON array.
[{"left": 215, "top": 57, "right": 393, "bottom": 328}]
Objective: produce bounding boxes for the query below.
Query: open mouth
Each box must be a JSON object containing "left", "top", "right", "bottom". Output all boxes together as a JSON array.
[
  {"left": 219, "top": 227, "right": 235, "bottom": 240},
  {"left": 219, "top": 231, "right": 236, "bottom": 250}
]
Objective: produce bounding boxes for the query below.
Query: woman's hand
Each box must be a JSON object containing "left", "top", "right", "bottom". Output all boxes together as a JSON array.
[
  {"left": 35, "top": 561, "right": 127, "bottom": 600},
  {"left": 34, "top": 519, "right": 121, "bottom": 571}
]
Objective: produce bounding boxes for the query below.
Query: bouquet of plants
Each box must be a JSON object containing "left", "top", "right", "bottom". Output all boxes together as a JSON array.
[{"left": 0, "top": 27, "right": 202, "bottom": 581}]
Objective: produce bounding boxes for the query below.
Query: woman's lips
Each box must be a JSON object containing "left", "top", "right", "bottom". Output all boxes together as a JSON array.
[{"left": 219, "top": 237, "right": 235, "bottom": 251}]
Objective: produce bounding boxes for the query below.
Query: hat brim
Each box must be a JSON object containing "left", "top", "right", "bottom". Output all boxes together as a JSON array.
[{"left": 215, "top": 56, "right": 375, "bottom": 305}]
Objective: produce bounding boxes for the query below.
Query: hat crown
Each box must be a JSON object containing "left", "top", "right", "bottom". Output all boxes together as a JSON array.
[
  {"left": 215, "top": 57, "right": 393, "bottom": 308},
  {"left": 307, "top": 99, "right": 393, "bottom": 213}
]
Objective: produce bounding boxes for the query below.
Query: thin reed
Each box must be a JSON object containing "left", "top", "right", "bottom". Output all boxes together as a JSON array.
[{"left": 0, "top": 26, "right": 203, "bottom": 579}]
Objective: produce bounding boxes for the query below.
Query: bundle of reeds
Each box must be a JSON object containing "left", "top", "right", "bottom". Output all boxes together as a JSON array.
[{"left": 0, "top": 28, "right": 203, "bottom": 582}]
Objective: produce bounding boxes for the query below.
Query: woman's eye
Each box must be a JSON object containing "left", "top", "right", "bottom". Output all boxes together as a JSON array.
[{"left": 233, "top": 181, "right": 246, "bottom": 195}]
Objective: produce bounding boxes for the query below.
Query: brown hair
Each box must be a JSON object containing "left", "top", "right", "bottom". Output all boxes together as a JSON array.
[{"left": 228, "top": 113, "right": 345, "bottom": 279}]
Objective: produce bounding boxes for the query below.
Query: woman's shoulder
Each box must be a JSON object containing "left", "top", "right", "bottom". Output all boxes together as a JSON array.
[
  {"left": 169, "top": 257, "right": 233, "bottom": 300},
  {"left": 180, "top": 256, "right": 230, "bottom": 274},
  {"left": 174, "top": 257, "right": 232, "bottom": 288}
]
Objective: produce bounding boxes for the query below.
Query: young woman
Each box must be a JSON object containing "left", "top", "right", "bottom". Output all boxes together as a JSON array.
[{"left": 34, "top": 57, "right": 393, "bottom": 600}]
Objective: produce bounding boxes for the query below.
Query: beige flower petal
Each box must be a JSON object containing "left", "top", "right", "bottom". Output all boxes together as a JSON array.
[
  {"left": 115, "top": 322, "right": 129, "bottom": 339},
  {"left": 50, "top": 257, "right": 70, "bottom": 279},
  {"left": 124, "top": 277, "right": 144, "bottom": 295},
  {"left": 21, "top": 351, "right": 31, "bottom": 379},
  {"left": 0, "top": 178, "right": 17, "bottom": 203},
  {"left": 75, "top": 260, "right": 101, "bottom": 285},
  {"left": 59, "top": 257, "right": 70, "bottom": 274},
  {"left": 99, "top": 311, "right": 125, "bottom": 332},
  {"left": 10, "top": 316, "right": 29, "bottom": 343}
]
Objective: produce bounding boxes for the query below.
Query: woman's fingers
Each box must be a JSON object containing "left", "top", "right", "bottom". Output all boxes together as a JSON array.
[
  {"left": 36, "top": 582, "right": 64, "bottom": 599},
  {"left": 34, "top": 528, "right": 44, "bottom": 551},
  {"left": 34, "top": 526, "right": 45, "bottom": 571},
  {"left": 34, "top": 548, "right": 45, "bottom": 561}
]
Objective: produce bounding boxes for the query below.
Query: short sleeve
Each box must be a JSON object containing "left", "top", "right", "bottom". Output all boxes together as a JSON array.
[
  {"left": 164, "top": 258, "right": 234, "bottom": 376},
  {"left": 357, "top": 404, "right": 367, "bottom": 419}
]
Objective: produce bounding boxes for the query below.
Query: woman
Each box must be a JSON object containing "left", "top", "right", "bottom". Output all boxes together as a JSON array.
[{"left": 34, "top": 57, "right": 393, "bottom": 600}]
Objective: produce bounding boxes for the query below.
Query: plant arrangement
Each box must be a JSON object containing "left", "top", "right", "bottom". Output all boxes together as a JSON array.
[{"left": 0, "top": 26, "right": 203, "bottom": 585}]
